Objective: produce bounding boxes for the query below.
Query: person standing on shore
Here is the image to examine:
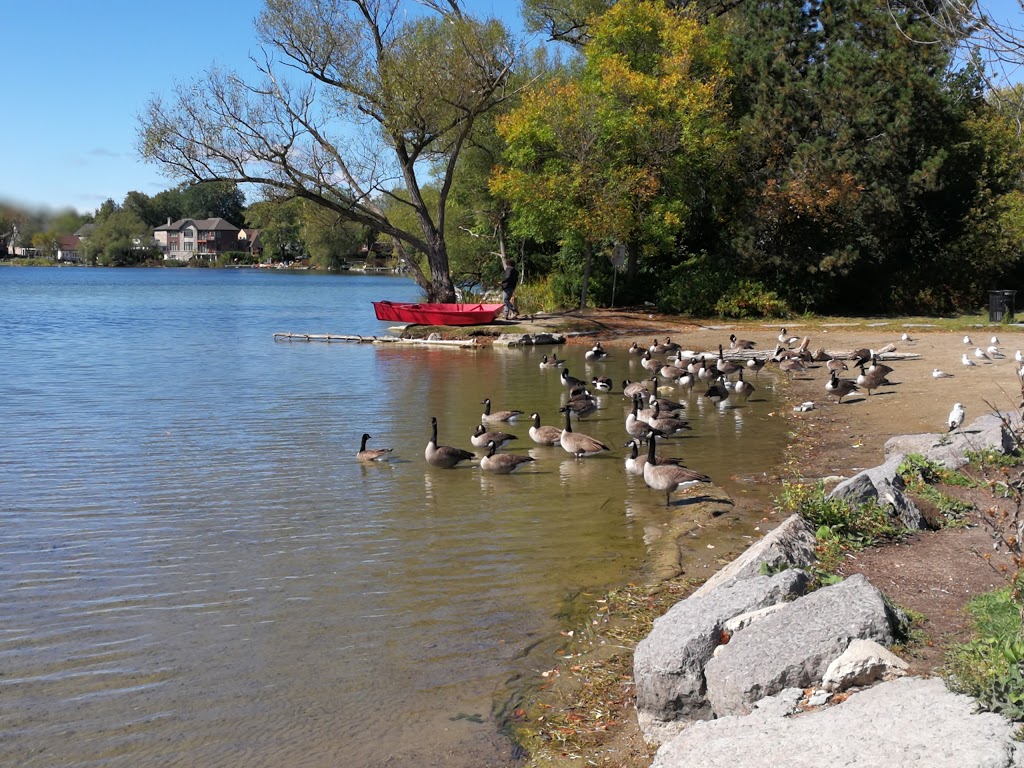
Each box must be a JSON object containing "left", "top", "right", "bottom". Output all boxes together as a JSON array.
[{"left": 500, "top": 260, "right": 519, "bottom": 320}]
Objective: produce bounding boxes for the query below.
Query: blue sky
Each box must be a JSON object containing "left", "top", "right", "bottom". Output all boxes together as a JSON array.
[
  {"left": 1, "top": 0, "right": 520, "bottom": 216},
  {"left": 3, "top": 0, "right": 1022, "bottom": 217}
]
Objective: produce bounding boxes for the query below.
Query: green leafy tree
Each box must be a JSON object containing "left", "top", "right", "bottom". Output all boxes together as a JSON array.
[
  {"left": 246, "top": 198, "right": 307, "bottom": 262},
  {"left": 88, "top": 210, "right": 157, "bottom": 266},
  {"left": 492, "top": 0, "right": 732, "bottom": 307},
  {"left": 139, "top": 0, "right": 520, "bottom": 302},
  {"left": 300, "top": 201, "right": 364, "bottom": 269},
  {"left": 725, "top": 0, "right": 990, "bottom": 312},
  {"left": 180, "top": 182, "right": 246, "bottom": 226}
]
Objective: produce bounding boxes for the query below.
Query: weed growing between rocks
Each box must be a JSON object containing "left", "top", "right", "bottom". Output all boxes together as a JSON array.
[
  {"left": 773, "top": 480, "right": 902, "bottom": 574},
  {"left": 897, "top": 453, "right": 978, "bottom": 528}
]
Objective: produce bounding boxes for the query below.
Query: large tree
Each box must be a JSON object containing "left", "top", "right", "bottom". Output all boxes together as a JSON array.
[
  {"left": 492, "top": 0, "right": 732, "bottom": 306},
  {"left": 138, "top": 0, "right": 518, "bottom": 302}
]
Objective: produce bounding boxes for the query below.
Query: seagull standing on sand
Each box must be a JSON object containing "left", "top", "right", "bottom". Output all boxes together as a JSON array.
[
  {"left": 963, "top": 335, "right": 973, "bottom": 345},
  {"left": 974, "top": 347, "right": 991, "bottom": 362},
  {"left": 901, "top": 332, "right": 913, "bottom": 342},
  {"left": 948, "top": 403, "right": 965, "bottom": 433},
  {"left": 962, "top": 353, "right": 977, "bottom": 367}
]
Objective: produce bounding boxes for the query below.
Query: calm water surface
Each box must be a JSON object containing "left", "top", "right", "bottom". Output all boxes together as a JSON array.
[{"left": 0, "top": 267, "right": 789, "bottom": 767}]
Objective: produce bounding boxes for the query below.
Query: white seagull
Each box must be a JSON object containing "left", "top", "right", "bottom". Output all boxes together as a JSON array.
[
  {"left": 963, "top": 335, "right": 972, "bottom": 345},
  {"left": 991, "top": 336, "right": 1000, "bottom": 345},
  {"left": 932, "top": 368, "right": 953, "bottom": 379},
  {"left": 1015, "top": 350, "right": 1023, "bottom": 364},
  {"left": 962, "top": 353, "right": 978, "bottom": 367},
  {"left": 975, "top": 347, "right": 991, "bottom": 362},
  {"left": 947, "top": 403, "right": 965, "bottom": 433},
  {"left": 987, "top": 345, "right": 1006, "bottom": 359},
  {"left": 901, "top": 332, "right": 913, "bottom": 342}
]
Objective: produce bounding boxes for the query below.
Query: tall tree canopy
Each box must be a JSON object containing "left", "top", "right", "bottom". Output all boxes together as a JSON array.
[
  {"left": 492, "top": 0, "right": 732, "bottom": 305},
  {"left": 139, "top": 0, "right": 519, "bottom": 302}
]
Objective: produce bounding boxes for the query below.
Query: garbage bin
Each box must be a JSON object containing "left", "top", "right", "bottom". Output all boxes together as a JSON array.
[{"left": 988, "top": 289, "right": 1017, "bottom": 323}]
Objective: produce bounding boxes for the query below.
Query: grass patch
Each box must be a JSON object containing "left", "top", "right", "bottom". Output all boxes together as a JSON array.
[
  {"left": 774, "top": 480, "right": 903, "bottom": 575},
  {"left": 944, "top": 589, "right": 1024, "bottom": 720},
  {"left": 966, "top": 448, "right": 1024, "bottom": 471},
  {"left": 897, "top": 453, "right": 978, "bottom": 528}
]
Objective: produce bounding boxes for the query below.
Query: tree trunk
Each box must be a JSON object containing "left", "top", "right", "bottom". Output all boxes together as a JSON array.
[
  {"left": 580, "top": 241, "right": 593, "bottom": 310},
  {"left": 626, "top": 239, "right": 640, "bottom": 283}
]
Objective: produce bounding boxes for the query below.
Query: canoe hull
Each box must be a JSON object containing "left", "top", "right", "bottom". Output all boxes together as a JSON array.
[{"left": 372, "top": 301, "right": 504, "bottom": 326}]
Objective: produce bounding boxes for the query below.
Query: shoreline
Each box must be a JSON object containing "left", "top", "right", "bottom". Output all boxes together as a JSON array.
[{"left": 428, "top": 311, "right": 1024, "bottom": 767}]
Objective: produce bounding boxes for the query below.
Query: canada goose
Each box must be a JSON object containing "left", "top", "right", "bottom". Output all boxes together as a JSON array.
[
  {"left": 567, "top": 383, "right": 589, "bottom": 399},
  {"left": 961, "top": 353, "right": 978, "bottom": 367},
  {"left": 641, "top": 351, "right": 662, "bottom": 373},
  {"left": 851, "top": 348, "right": 873, "bottom": 368},
  {"left": 867, "top": 356, "right": 894, "bottom": 383},
  {"left": 642, "top": 433, "right": 711, "bottom": 505},
  {"left": 585, "top": 342, "right": 608, "bottom": 361},
  {"left": 811, "top": 348, "right": 831, "bottom": 362},
  {"left": 948, "top": 402, "right": 965, "bottom": 432},
  {"left": 471, "top": 423, "right": 518, "bottom": 449},
  {"left": 624, "top": 439, "right": 682, "bottom": 476},
  {"left": 480, "top": 440, "right": 535, "bottom": 474},
  {"left": 628, "top": 342, "right": 646, "bottom": 356},
  {"left": 646, "top": 400, "right": 690, "bottom": 436},
  {"left": 746, "top": 357, "right": 765, "bottom": 377},
  {"left": 529, "top": 412, "right": 562, "bottom": 446},
  {"left": 425, "top": 417, "right": 475, "bottom": 468},
  {"left": 592, "top": 376, "right": 613, "bottom": 392},
  {"left": 778, "top": 328, "right": 800, "bottom": 347},
  {"left": 564, "top": 391, "right": 598, "bottom": 419},
  {"left": 626, "top": 395, "right": 660, "bottom": 441},
  {"left": 826, "top": 358, "right": 849, "bottom": 373},
  {"left": 560, "top": 369, "right": 587, "bottom": 388},
  {"left": 729, "top": 333, "right": 756, "bottom": 350},
  {"left": 855, "top": 365, "right": 887, "bottom": 395},
  {"left": 481, "top": 398, "right": 523, "bottom": 423},
  {"left": 932, "top": 368, "right": 953, "bottom": 378},
  {"left": 558, "top": 406, "right": 610, "bottom": 458},
  {"left": 650, "top": 392, "right": 687, "bottom": 413},
  {"left": 733, "top": 370, "right": 755, "bottom": 402},
  {"left": 659, "top": 360, "right": 686, "bottom": 382},
  {"left": 697, "top": 358, "right": 716, "bottom": 382},
  {"left": 704, "top": 376, "right": 729, "bottom": 405},
  {"left": 539, "top": 353, "right": 563, "bottom": 368},
  {"left": 778, "top": 357, "right": 807, "bottom": 378},
  {"left": 826, "top": 370, "right": 859, "bottom": 403},
  {"left": 677, "top": 370, "right": 696, "bottom": 390},
  {"left": 357, "top": 433, "right": 393, "bottom": 462},
  {"left": 622, "top": 379, "right": 651, "bottom": 399},
  {"left": 662, "top": 337, "right": 682, "bottom": 353},
  {"left": 716, "top": 345, "right": 741, "bottom": 378}
]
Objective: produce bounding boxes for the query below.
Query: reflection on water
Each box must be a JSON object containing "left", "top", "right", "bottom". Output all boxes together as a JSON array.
[{"left": 0, "top": 268, "right": 792, "bottom": 767}]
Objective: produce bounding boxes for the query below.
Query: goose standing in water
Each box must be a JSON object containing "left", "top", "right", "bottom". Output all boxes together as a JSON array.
[
  {"left": 716, "top": 345, "right": 741, "bottom": 378},
  {"left": 746, "top": 356, "right": 766, "bottom": 377},
  {"left": 646, "top": 400, "right": 690, "bottom": 436},
  {"left": 425, "top": 417, "right": 475, "bottom": 468},
  {"left": 481, "top": 398, "right": 523, "bottom": 423},
  {"left": 528, "top": 412, "right": 562, "bottom": 446},
  {"left": 560, "top": 368, "right": 587, "bottom": 389},
  {"left": 732, "top": 370, "right": 755, "bottom": 403},
  {"left": 624, "top": 439, "right": 684, "bottom": 476},
  {"left": 357, "top": 433, "right": 393, "bottom": 462},
  {"left": 558, "top": 406, "right": 610, "bottom": 458},
  {"left": 642, "top": 433, "right": 711, "bottom": 505},
  {"left": 480, "top": 440, "right": 535, "bottom": 474},
  {"left": 471, "top": 424, "right": 518, "bottom": 449}
]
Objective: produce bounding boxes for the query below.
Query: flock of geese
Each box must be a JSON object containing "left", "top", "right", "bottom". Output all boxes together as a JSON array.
[{"left": 356, "top": 325, "right": 1019, "bottom": 505}]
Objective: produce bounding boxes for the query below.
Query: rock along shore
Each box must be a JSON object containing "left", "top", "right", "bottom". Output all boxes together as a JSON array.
[{"left": 635, "top": 411, "right": 1024, "bottom": 768}]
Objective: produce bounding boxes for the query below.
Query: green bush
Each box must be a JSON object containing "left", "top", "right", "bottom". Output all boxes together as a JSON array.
[{"left": 714, "top": 279, "right": 791, "bottom": 318}]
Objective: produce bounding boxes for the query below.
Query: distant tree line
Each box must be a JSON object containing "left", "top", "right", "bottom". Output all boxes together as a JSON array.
[{"left": 11, "top": 0, "right": 1024, "bottom": 316}]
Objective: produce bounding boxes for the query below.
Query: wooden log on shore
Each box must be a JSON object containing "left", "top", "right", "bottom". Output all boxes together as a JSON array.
[{"left": 272, "top": 332, "right": 479, "bottom": 349}]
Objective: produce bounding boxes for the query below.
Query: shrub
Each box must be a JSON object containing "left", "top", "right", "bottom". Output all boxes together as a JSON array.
[{"left": 714, "top": 280, "right": 791, "bottom": 318}]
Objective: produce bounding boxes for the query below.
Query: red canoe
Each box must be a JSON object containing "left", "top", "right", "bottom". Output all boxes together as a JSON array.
[{"left": 372, "top": 300, "right": 505, "bottom": 326}]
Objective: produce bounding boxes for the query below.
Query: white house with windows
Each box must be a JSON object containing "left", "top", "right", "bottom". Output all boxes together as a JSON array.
[{"left": 153, "top": 218, "right": 240, "bottom": 261}]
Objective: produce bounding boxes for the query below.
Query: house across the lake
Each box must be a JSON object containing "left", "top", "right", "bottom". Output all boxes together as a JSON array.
[{"left": 153, "top": 218, "right": 241, "bottom": 262}]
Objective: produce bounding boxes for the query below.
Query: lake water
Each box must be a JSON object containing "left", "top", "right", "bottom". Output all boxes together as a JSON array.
[{"left": 0, "top": 267, "right": 789, "bottom": 767}]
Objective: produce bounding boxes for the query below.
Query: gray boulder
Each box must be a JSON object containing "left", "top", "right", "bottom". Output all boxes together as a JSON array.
[
  {"left": 689, "top": 514, "right": 817, "bottom": 599},
  {"left": 703, "top": 574, "right": 895, "bottom": 717},
  {"left": 828, "top": 454, "right": 924, "bottom": 530},
  {"left": 821, "top": 638, "right": 908, "bottom": 692},
  {"left": 634, "top": 569, "right": 810, "bottom": 732},
  {"left": 883, "top": 412, "right": 1022, "bottom": 470},
  {"left": 652, "top": 677, "right": 1024, "bottom": 768}
]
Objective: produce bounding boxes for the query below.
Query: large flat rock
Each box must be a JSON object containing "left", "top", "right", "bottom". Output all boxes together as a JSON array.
[
  {"left": 652, "top": 677, "right": 1024, "bottom": 768},
  {"left": 703, "top": 574, "right": 895, "bottom": 716}
]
